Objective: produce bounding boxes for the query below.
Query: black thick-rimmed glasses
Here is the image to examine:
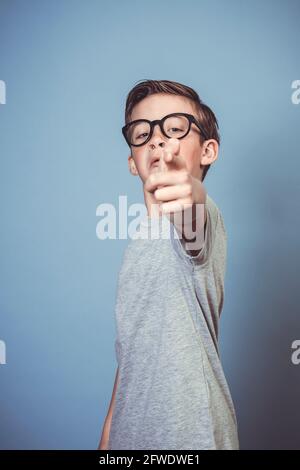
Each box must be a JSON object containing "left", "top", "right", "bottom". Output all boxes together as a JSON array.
[{"left": 122, "top": 112, "right": 209, "bottom": 147}]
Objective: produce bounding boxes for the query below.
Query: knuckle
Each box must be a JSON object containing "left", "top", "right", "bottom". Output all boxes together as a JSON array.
[
  {"left": 181, "top": 170, "right": 189, "bottom": 183},
  {"left": 184, "top": 183, "right": 192, "bottom": 196}
]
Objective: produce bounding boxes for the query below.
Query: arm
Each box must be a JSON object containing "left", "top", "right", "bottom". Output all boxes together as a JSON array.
[
  {"left": 168, "top": 184, "right": 207, "bottom": 258},
  {"left": 98, "top": 366, "right": 119, "bottom": 450}
]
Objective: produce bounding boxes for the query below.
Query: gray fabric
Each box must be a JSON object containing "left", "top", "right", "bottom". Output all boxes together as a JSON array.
[{"left": 107, "top": 194, "right": 239, "bottom": 450}]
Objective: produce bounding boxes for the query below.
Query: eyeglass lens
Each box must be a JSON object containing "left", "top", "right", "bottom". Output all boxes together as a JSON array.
[{"left": 126, "top": 115, "right": 190, "bottom": 146}]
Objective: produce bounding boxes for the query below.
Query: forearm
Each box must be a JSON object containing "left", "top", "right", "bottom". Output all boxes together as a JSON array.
[
  {"left": 98, "top": 367, "right": 119, "bottom": 450},
  {"left": 98, "top": 414, "right": 112, "bottom": 450},
  {"left": 170, "top": 187, "right": 207, "bottom": 255}
]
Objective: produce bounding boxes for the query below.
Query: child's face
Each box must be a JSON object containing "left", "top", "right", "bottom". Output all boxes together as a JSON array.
[{"left": 127, "top": 93, "right": 209, "bottom": 182}]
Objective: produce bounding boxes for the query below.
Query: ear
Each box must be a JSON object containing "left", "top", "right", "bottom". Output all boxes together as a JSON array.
[
  {"left": 128, "top": 155, "right": 138, "bottom": 176},
  {"left": 200, "top": 139, "right": 219, "bottom": 166}
]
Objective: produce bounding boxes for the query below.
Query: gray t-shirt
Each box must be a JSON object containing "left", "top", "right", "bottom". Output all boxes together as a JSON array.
[{"left": 107, "top": 194, "right": 239, "bottom": 450}]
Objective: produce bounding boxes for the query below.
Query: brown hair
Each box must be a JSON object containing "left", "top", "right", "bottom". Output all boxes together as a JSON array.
[{"left": 124, "top": 79, "right": 220, "bottom": 182}]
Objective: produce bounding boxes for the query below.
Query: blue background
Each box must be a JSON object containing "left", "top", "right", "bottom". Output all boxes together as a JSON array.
[{"left": 0, "top": 0, "right": 299, "bottom": 450}]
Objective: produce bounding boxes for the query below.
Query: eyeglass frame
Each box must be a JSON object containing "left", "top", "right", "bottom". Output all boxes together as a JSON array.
[{"left": 122, "top": 112, "right": 209, "bottom": 147}]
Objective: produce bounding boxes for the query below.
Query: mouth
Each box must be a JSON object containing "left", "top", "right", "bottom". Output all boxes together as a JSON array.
[{"left": 150, "top": 158, "right": 160, "bottom": 169}]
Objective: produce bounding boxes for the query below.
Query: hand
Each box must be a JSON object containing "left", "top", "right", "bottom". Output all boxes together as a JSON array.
[
  {"left": 144, "top": 138, "right": 207, "bottom": 254},
  {"left": 144, "top": 138, "right": 206, "bottom": 224}
]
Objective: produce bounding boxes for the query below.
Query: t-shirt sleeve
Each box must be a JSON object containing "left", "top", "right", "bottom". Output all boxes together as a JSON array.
[{"left": 170, "top": 194, "right": 220, "bottom": 267}]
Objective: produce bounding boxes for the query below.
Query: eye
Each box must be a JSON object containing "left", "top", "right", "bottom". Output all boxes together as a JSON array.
[
  {"left": 168, "top": 127, "right": 182, "bottom": 133},
  {"left": 137, "top": 132, "right": 149, "bottom": 139}
]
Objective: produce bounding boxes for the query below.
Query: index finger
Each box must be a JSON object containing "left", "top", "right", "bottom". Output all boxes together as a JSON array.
[{"left": 163, "top": 138, "right": 186, "bottom": 169}]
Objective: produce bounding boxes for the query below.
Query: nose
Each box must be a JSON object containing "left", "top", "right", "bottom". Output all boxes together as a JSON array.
[{"left": 148, "top": 123, "right": 167, "bottom": 150}]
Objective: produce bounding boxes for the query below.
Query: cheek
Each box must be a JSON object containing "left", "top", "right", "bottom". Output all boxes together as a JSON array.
[{"left": 132, "top": 150, "right": 148, "bottom": 179}]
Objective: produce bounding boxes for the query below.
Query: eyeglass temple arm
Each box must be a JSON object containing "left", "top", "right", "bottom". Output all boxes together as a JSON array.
[{"left": 193, "top": 117, "right": 209, "bottom": 141}]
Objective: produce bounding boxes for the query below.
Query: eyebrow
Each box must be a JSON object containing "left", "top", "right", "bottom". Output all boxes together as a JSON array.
[{"left": 132, "top": 113, "right": 187, "bottom": 122}]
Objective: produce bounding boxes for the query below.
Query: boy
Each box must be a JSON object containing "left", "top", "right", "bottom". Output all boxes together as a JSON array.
[{"left": 98, "top": 79, "right": 239, "bottom": 450}]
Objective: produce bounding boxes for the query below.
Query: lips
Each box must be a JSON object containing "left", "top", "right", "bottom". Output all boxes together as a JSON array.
[
  {"left": 151, "top": 160, "right": 159, "bottom": 169},
  {"left": 150, "top": 156, "right": 160, "bottom": 169}
]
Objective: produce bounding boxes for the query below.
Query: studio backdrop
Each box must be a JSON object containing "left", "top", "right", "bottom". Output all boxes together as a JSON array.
[{"left": 0, "top": 0, "right": 299, "bottom": 450}]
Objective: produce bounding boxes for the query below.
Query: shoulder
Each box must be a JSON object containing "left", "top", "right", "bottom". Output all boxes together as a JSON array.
[{"left": 205, "top": 193, "right": 220, "bottom": 222}]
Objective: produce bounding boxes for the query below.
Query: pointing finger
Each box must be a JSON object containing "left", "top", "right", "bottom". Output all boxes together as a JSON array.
[{"left": 163, "top": 138, "right": 186, "bottom": 169}]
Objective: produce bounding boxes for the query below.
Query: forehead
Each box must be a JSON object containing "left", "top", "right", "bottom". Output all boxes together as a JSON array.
[{"left": 130, "top": 93, "right": 197, "bottom": 121}]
